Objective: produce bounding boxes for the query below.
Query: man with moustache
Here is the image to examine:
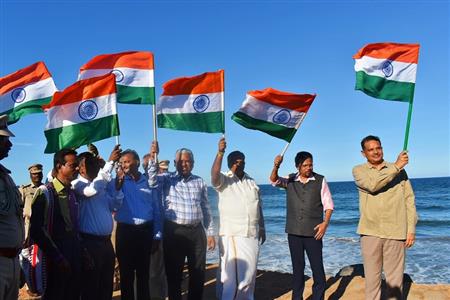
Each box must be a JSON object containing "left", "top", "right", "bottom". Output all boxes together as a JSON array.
[
  {"left": 353, "top": 135, "right": 417, "bottom": 300},
  {"left": 0, "top": 115, "right": 24, "bottom": 300},
  {"left": 270, "top": 151, "right": 334, "bottom": 300},
  {"left": 30, "top": 148, "right": 81, "bottom": 300},
  {"left": 211, "top": 137, "right": 265, "bottom": 300}
]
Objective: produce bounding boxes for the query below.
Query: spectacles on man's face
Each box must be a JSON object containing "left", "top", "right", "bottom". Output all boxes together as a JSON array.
[{"left": 63, "top": 162, "right": 78, "bottom": 170}]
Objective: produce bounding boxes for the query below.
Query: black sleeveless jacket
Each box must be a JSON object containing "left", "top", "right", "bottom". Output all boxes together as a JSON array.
[{"left": 285, "top": 172, "right": 324, "bottom": 236}]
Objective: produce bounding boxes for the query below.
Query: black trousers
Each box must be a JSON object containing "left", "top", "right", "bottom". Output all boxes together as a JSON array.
[
  {"left": 80, "top": 233, "right": 115, "bottom": 300},
  {"left": 163, "top": 221, "right": 206, "bottom": 300},
  {"left": 288, "top": 234, "right": 326, "bottom": 300},
  {"left": 116, "top": 222, "right": 154, "bottom": 300},
  {"left": 44, "top": 235, "right": 82, "bottom": 300}
]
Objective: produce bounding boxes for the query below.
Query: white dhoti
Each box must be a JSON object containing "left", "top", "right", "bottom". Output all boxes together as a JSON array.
[{"left": 217, "top": 235, "right": 260, "bottom": 300}]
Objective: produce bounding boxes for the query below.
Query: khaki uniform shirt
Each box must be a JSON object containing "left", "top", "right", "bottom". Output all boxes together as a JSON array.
[
  {"left": 353, "top": 161, "right": 417, "bottom": 240},
  {"left": 0, "top": 164, "right": 24, "bottom": 248},
  {"left": 19, "top": 183, "right": 42, "bottom": 240}
]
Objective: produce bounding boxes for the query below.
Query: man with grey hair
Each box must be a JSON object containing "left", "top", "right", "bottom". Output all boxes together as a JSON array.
[
  {"left": 149, "top": 142, "right": 215, "bottom": 300},
  {"left": 0, "top": 115, "right": 23, "bottom": 300}
]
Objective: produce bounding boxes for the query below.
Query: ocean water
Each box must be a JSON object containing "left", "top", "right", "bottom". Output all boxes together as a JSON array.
[{"left": 206, "top": 177, "right": 450, "bottom": 284}]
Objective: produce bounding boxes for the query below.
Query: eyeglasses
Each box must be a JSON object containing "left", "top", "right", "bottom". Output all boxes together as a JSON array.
[{"left": 64, "top": 163, "right": 78, "bottom": 169}]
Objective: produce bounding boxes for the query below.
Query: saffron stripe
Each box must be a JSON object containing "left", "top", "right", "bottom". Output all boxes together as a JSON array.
[
  {"left": 79, "top": 51, "right": 154, "bottom": 70},
  {"left": 353, "top": 43, "right": 420, "bottom": 64},
  {"left": 0, "top": 62, "right": 52, "bottom": 95},
  {"left": 162, "top": 70, "right": 224, "bottom": 95}
]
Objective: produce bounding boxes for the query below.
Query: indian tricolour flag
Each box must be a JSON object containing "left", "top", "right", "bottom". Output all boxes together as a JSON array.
[
  {"left": 354, "top": 43, "right": 420, "bottom": 102},
  {"left": 0, "top": 62, "right": 57, "bottom": 124},
  {"left": 78, "top": 51, "right": 155, "bottom": 104},
  {"left": 157, "top": 70, "right": 224, "bottom": 133},
  {"left": 44, "top": 73, "right": 120, "bottom": 153},
  {"left": 232, "top": 88, "right": 315, "bottom": 142}
]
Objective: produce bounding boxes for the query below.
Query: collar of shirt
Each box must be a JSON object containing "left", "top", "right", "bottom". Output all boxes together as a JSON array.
[
  {"left": 74, "top": 175, "right": 89, "bottom": 184},
  {"left": 52, "top": 177, "right": 67, "bottom": 193},
  {"left": 175, "top": 172, "right": 194, "bottom": 182},
  {"left": 225, "top": 170, "right": 251, "bottom": 181},
  {"left": 366, "top": 161, "right": 387, "bottom": 169},
  {"left": 124, "top": 172, "right": 145, "bottom": 183},
  {"left": 293, "top": 173, "right": 316, "bottom": 184}
]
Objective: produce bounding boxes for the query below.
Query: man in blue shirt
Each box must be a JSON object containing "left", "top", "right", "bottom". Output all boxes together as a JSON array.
[
  {"left": 72, "top": 145, "right": 121, "bottom": 300},
  {"left": 114, "top": 149, "right": 162, "bottom": 300}
]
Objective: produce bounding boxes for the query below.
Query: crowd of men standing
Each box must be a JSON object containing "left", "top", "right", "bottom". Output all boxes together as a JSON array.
[{"left": 0, "top": 112, "right": 417, "bottom": 300}]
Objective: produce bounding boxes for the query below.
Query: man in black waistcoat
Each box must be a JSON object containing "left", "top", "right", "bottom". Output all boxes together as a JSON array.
[{"left": 270, "top": 151, "right": 334, "bottom": 300}]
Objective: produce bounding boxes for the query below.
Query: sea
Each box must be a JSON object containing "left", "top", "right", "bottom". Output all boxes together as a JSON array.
[{"left": 206, "top": 176, "right": 450, "bottom": 284}]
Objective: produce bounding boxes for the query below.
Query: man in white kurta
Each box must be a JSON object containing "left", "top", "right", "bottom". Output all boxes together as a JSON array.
[{"left": 211, "top": 137, "right": 265, "bottom": 300}]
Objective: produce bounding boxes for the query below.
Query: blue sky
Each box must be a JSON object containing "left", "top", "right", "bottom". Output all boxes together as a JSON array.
[{"left": 1, "top": 1, "right": 449, "bottom": 185}]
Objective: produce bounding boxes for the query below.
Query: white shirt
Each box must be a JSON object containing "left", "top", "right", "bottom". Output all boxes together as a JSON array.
[{"left": 214, "top": 171, "right": 262, "bottom": 237}]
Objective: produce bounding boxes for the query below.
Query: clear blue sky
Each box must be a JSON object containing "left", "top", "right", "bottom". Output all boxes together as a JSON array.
[{"left": 1, "top": 1, "right": 449, "bottom": 185}]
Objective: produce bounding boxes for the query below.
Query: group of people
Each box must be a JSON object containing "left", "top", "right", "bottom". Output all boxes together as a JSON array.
[{"left": 0, "top": 111, "right": 417, "bottom": 300}]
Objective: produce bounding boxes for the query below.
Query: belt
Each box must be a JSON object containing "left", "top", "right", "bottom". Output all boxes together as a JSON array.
[
  {"left": 118, "top": 221, "right": 153, "bottom": 229},
  {"left": 80, "top": 232, "right": 111, "bottom": 242},
  {"left": 165, "top": 220, "right": 201, "bottom": 228},
  {"left": 0, "top": 247, "right": 21, "bottom": 258}
]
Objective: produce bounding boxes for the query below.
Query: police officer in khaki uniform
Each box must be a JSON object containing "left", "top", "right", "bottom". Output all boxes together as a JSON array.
[
  {"left": 0, "top": 115, "right": 24, "bottom": 300},
  {"left": 19, "top": 164, "right": 44, "bottom": 240}
]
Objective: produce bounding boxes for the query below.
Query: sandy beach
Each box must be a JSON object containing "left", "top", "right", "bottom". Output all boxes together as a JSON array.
[{"left": 19, "top": 263, "right": 450, "bottom": 300}]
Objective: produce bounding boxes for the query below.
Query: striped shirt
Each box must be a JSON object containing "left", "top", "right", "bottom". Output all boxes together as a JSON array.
[{"left": 154, "top": 162, "right": 214, "bottom": 236}]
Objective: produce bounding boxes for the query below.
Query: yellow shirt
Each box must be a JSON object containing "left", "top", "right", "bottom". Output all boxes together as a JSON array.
[{"left": 352, "top": 161, "right": 417, "bottom": 240}]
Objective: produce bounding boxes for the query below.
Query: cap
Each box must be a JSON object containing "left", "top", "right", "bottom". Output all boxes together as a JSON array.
[
  {"left": 0, "top": 115, "right": 14, "bottom": 137},
  {"left": 159, "top": 160, "right": 170, "bottom": 170},
  {"left": 28, "top": 164, "right": 43, "bottom": 174}
]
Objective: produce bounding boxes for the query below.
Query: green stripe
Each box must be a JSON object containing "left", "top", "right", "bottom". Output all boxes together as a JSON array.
[
  {"left": 44, "top": 115, "right": 120, "bottom": 153},
  {"left": 157, "top": 111, "right": 224, "bottom": 133},
  {"left": 355, "top": 71, "right": 415, "bottom": 102},
  {"left": 231, "top": 112, "right": 296, "bottom": 142},
  {"left": 4, "top": 97, "right": 52, "bottom": 124},
  {"left": 117, "top": 85, "right": 155, "bottom": 104}
]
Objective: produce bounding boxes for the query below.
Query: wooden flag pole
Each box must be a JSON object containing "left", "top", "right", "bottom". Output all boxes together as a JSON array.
[
  {"left": 280, "top": 142, "right": 291, "bottom": 157},
  {"left": 152, "top": 104, "right": 158, "bottom": 161},
  {"left": 152, "top": 60, "right": 158, "bottom": 162},
  {"left": 403, "top": 100, "right": 414, "bottom": 151},
  {"left": 115, "top": 96, "right": 120, "bottom": 146},
  {"left": 280, "top": 113, "right": 307, "bottom": 157}
]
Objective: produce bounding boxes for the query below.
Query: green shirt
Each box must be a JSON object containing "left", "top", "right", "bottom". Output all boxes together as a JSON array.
[{"left": 352, "top": 161, "right": 417, "bottom": 240}]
